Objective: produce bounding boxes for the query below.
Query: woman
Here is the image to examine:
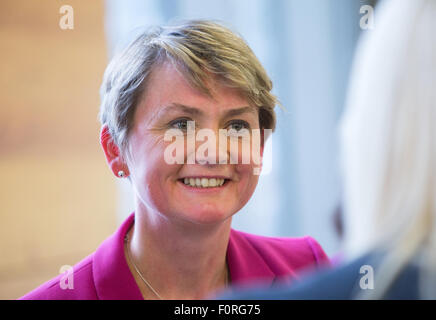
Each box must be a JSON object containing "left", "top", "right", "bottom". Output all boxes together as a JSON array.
[
  {"left": 20, "top": 20, "right": 329, "bottom": 300},
  {"left": 220, "top": 0, "right": 436, "bottom": 300}
]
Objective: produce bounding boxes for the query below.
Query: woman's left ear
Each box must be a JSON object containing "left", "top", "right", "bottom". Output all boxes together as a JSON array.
[{"left": 100, "top": 125, "right": 129, "bottom": 178}]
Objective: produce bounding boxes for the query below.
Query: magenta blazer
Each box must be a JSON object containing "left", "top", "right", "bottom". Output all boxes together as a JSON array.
[{"left": 20, "top": 213, "right": 330, "bottom": 300}]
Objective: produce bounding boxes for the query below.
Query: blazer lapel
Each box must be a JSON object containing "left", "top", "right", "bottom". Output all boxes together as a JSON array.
[{"left": 93, "top": 213, "right": 143, "bottom": 300}]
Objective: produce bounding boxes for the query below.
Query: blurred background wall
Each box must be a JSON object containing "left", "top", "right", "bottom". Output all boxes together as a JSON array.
[
  {"left": 0, "top": 0, "right": 116, "bottom": 299},
  {"left": 0, "top": 0, "right": 376, "bottom": 299}
]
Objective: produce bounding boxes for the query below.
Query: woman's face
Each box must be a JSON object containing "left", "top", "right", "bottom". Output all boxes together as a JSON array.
[{"left": 125, "top": 62, "right": 263, "bottom": 225}]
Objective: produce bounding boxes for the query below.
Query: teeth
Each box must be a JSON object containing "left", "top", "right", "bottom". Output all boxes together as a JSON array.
[
  {"left": 182, "top": 177, "right": 226, "bottom": 188},
  {"left": 201, "top": 178, "right": 209, "bottom": 187},
  {"left": 209, "top": 178, "right": 217, "bottom": 187}
]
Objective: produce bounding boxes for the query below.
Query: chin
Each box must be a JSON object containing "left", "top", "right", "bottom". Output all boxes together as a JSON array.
[{"left": 177, "top": 206, "right": 234, "bottom": 225}]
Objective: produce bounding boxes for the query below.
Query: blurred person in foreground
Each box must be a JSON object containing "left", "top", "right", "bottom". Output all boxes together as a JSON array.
[
  {"left": 20, "top": 20, "right": 329, "bottom": 300},
  {"left": 217, "top": 0, "right": 436, "bottom": 299}
]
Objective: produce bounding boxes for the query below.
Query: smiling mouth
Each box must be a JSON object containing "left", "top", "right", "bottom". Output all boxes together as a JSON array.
[{"left": 178, "top": 177, "right": 229, "bottom": 188}]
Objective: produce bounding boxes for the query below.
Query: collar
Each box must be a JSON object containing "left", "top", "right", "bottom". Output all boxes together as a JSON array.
[
  {"left": 226, "top": 229, "right": 277, "bottom": 287},
  {"left": 93, "top": 213, "right": 142, "bottom": 299}
]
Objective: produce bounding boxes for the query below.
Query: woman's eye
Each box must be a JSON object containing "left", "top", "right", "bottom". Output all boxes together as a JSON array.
[
  {"left": 227, "top": 120, "right": 250, "bottom": 132},
  {"left": 169, "top": 118, "right": 189, "bottom": 130}
]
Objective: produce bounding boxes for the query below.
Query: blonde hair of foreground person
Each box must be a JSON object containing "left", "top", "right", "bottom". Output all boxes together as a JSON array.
[{"left": 340, "top": 0, "right": 436, "bottom": 299}]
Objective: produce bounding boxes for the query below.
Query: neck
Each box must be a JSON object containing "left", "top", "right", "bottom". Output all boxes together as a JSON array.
[{"left": 126, "top": 204, "right": 232, "bottom": 300}]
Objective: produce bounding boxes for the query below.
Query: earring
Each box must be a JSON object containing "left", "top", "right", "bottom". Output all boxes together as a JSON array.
[{"left": 118, "top": 170, "right": 125, "bottom": 178}]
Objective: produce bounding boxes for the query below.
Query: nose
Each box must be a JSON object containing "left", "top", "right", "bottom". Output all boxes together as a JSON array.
[{"left": 190, "top": 128, "right": 230, "bottom": 165}]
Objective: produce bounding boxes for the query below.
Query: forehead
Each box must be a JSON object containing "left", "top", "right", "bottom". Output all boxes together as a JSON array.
[{"left": 135, "top": 62, "right": 252, "bottom": 121}]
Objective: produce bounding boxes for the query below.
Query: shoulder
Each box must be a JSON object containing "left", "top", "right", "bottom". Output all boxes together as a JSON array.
[
  {"left": 230, "top": 229, "right": 330, "bottom": 271},
  {"left": 20, "top": 213, "right": 140, "bottom": 300},
  {"left": 221, "top": 253, "right": 369, "bottom": 300},
  {"left": 19, "top": 253, "right": 98, "bottom": 300},
  {"left": 223, "top": 252, "right": 421, "bottom": 300}
]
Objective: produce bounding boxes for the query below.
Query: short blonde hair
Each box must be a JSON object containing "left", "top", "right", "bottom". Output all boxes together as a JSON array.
[{"left": 99, "top": 20, "right": 278, "bottom": 156}]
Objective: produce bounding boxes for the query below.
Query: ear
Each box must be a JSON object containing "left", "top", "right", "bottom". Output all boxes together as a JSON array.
[{"left": 100, "top": 125, "right": 129, "bottom": 178}]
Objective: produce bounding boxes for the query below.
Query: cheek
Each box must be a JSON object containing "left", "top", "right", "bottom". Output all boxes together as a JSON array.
[
  {"left": 235, "top": 163, "right": 260, "bottom": 199},
  {"left": 128, "top": 137, "right": 181, "bottom": 204},
  {"left": 228, "top": 134, "right": 263, "bottom": 170},
  {"left": 129, "top": 132, "right": 176, "bottom": 174},
  {"left": 230, "top": 136, "right": 262, "bottom": 197},
  {"left": 133, "top": 160, "right": 184, "bottom": 214}
]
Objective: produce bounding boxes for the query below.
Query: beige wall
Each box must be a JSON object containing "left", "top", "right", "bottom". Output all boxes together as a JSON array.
[{"left": 0, "top": 1, "right": 117, "bottom": 299}]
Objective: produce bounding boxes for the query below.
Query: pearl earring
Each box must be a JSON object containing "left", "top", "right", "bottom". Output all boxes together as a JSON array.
[{"left": 118, "top": 170, "right": 125, "bottom": 178}]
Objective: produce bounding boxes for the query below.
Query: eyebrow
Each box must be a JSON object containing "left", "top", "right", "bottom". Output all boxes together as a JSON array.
[{"left": 158, "top": 103, "right": 257, "bottom": 118}]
